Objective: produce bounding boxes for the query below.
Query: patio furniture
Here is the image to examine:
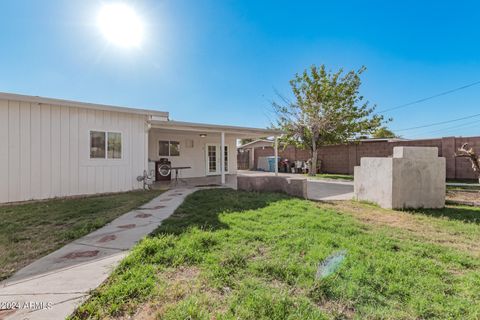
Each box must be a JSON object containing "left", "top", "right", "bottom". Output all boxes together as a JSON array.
[
  {"left": 171, "top": 166, "right": 192, "bottom": 185},
  {"left": 155, "top": 158, "right": 171, "bottom": 181}
]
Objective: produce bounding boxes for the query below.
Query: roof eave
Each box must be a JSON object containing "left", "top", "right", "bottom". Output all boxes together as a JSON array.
[
  {"left": 0, "top": 92, "right": 169, "bottom": 118},
  {"left": 151, "top": 120, "right": 283, "bottom": 137}
]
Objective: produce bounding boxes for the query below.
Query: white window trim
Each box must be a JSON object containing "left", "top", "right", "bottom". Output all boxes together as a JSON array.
[
  {"left": 89, "top": 130, "right": 123, "bottom": 160},
  {"left": 158, "top": 140, "right": 180, "bottom": 157}
]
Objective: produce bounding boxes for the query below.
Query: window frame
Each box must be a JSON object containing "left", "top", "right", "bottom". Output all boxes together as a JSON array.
[
  {"left": 89, "top": 130, "right": 123, "bottom": 160},
  {"left": 158, "top": 140, "right": 180, "bottom": 157}
]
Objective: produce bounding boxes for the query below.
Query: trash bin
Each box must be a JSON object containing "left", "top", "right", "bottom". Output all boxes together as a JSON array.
[{"left": 267, "top": 156, "right": 280, "bottom": 172}]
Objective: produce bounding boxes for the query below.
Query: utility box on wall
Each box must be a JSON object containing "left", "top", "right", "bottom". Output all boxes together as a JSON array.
[{"left": 354, "top": 147, "right": 446, "bottom": 209}]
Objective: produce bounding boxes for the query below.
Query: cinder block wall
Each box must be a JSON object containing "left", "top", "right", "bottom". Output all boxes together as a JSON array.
[{"left": 250, "top": 136, "right": 480, "bottom": 180}]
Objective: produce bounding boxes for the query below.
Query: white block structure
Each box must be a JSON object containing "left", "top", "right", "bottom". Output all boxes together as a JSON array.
[{"left": 354, "top": 146, "right": 446, "bottom": 209}]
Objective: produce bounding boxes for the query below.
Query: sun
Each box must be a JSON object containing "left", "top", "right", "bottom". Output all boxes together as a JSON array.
[{"left": 97, "top": 3, "right": 145, "bottom": 48}]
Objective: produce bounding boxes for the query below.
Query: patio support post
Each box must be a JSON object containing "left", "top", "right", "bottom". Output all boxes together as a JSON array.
[
  {"left": 221, "top": 131, "right": 225, "bottom": 185},
  {"left": 250, "top": 147, "right": 255, "bottom": 169},
  {"left": 145, "top": 120, "right": 151, "bottom": 177},
  {"left": 274, "top": 135, "right": 279, "bottom": 176}
]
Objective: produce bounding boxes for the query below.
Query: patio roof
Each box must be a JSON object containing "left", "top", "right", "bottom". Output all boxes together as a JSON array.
[{"left": 150, "top": 119, "right": 283, "bottom": 138}]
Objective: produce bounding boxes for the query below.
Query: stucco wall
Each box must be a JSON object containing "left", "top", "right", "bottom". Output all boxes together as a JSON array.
[
  {"left": 148, "top": 130, "right": 237, "bottom": 178},
  {"left": 0, "top": 98, "right": 147, "bottom": 203}
]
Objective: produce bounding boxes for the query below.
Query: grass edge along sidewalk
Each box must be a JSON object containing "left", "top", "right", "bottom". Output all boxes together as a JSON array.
[{"left": 0, "top": 189, "right": 164, "bottom": 281}]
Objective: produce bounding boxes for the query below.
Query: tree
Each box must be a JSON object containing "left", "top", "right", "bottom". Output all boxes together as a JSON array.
[
  {"left": 273, "top": 65, "right": 386, "bottom": 176},
  {"left": 372, "top": 127, "right": 397, "bottom": 139},
  {"left": 455, "top": 143, "right": 480, "bottom": 183}
]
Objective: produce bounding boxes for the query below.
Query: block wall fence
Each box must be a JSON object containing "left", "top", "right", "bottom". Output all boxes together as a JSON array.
[{"left": 251, "top": 136, "right": 480, "bottom": 180}]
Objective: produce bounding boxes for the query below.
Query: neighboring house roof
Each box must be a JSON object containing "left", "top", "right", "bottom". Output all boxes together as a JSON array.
[
  {"left": 353, "top": 138, "right": 409, "bottom": 143},
  {"left": 237, "top": 139, "right": 274, "bottom": 149},
  {"left": 0, "top": 91, "right": 169, "bottom": 118}
]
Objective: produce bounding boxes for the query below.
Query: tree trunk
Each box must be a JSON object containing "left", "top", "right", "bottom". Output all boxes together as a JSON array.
[{"left": 310, "top": 141, "right": 317, "bottom": 176}]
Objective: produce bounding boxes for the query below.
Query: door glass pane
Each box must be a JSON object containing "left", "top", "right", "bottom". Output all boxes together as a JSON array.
[
  {"left": 159, "top": 140, "right": 169, "bottom": 156},
  {"left": 107, "top": 132, "right": 122, "bottom": 159},
  {"left": 208, "top": 145, "right": 216, "bottom": 173},
  {"left": 224, "top": 146, "right": 228, "bottom": 172},
  {"left": 90, "top": 131, "right": 105, "bottom": 159},
  {"left": 170, "top": 141, "right": 180, "bottom": 156}
]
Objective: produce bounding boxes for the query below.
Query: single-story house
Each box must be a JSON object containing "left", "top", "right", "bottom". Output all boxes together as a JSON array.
[{"left": 0, "top": 92, "right": 281, "bottom": 204}]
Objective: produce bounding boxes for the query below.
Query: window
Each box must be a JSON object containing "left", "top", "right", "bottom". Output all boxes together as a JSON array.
[
  {"left": 158, "top": 140, "right": 180, "bottom": 156},
  {"left": 224, "top": 146, "right": 229, "bottom": 172},
  {"left": 90, "top": 131, "right": 122, "bottom": 159},
  {"left": 90, "top": 131, "right": 106, "bottom": 159},
  {"left": 158, "top": 140, "right": 169, "bottom": 156},
  {"left": 208, "top": 145, "right": 216, "bottom": 173},
  {"left": 108, "top": 132, "right": 122, "bottom": 159},
  {"left": 170, "top": 141, "right": 180, "bottom": 156}
]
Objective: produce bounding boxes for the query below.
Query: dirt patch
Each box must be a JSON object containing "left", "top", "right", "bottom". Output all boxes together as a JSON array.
[
  {"left": 316, "top": 300, "right": 355, "bottom": 319},
  {"left": 117, "top": 224, "right": 136, "bottom": 229},
  {"left": 127, "top": 266, "right": 227, "bottom": 320},
  {"left": 447, "top": 190, "right": 480, "bottom": 203},
  {"left": 97, "top": 234, "right": 117, "bottom": 243},
  {"left": 135, "top": 213, "right": 153, "bottom": 218},
  {"left": 62, "top": 250, "right": 99, "bottom": 259},
  {"left": 137, "top": 205, "right": 166, "bottom": 210},
  {"left": 320, "top": 201, "right": 480, "bottom": 256}
]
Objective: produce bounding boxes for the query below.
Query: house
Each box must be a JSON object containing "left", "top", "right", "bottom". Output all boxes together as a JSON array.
[
  {"left": 0, "top": 92, "right": 281, "bottom": 204},
  {"left": 237, "top": 139, "right": 274, "bottom": 170}
]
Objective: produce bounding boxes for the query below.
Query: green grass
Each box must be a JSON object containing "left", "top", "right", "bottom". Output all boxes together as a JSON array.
[
  {"left": 0, "top": 190, "right": 164, "bottom": 280},
  {"left": 72, "top": 189, "right": 480, "bottom": 320},
  {"left": 446, "top": 179, "right": 480, "bottom": 191},
  {"left": 305, "top": 173, "right": 354, "bottom": 181},
  {"left": 447, "top": 179, "right": 479, "bottom": 184},
  {"left": 447, "top": 185, "right": 480, "bottom": 191}
]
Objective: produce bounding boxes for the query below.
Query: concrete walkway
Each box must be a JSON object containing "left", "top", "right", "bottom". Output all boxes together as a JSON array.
[{"left": 0, "top": 188, "right": 199, "bottom": 320}]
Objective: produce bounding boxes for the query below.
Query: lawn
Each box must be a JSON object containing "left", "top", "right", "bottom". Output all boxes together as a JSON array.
[
  {"left": 305, "top": 173, "right": 354, "bottom": 181},
  {"left": 0, "top": 190, "right": 164, "bottom": 281},
  {"left": 72, "top": 189, "right": 480, "bottom": 320}
]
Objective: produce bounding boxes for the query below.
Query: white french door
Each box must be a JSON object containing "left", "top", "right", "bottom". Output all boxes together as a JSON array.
[{"left": 205, "top": 143, "right": 229, "bottom": 175}]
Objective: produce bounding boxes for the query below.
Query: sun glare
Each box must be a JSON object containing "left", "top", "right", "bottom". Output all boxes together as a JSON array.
[{"left": 97, "top": 3, "right": 145, "bottom": 48}]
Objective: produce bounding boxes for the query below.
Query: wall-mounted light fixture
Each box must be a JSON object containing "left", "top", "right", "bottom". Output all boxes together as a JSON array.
[{"left": 199, "top": 134, "right": 207, "bottom": 138}]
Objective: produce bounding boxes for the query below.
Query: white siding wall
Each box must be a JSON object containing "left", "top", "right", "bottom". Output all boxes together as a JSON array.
[
  {"left": 0, "top": 99, "right": 147, "bottom": 203},
  {"left": 148, "top": 130, "right": 238, "bottom": 178}
]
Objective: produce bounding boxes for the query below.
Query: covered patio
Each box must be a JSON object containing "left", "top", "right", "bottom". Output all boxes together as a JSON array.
[{"left": 147, "top": 120, "right": 282, "bottom": 188}]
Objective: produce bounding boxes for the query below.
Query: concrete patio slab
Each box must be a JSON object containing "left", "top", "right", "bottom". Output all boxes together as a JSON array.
[
  {"left": 0, "top": 187, "right": 201, "bottom": 320},
  {"left": 307, "top": 180, "right": 354, "bottom": 201}
]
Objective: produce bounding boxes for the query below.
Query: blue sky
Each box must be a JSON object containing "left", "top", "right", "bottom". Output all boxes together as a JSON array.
[{"left": 0, "top": 0, "right": 479, "bottom": 138}]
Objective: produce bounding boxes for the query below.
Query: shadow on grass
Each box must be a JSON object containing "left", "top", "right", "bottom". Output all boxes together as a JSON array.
[
  {"left": 409, "top": 205, "right": 480, "bottom": 224},
  {"left": 152, "top": 188, "right": 291, "bottom": 236}
]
